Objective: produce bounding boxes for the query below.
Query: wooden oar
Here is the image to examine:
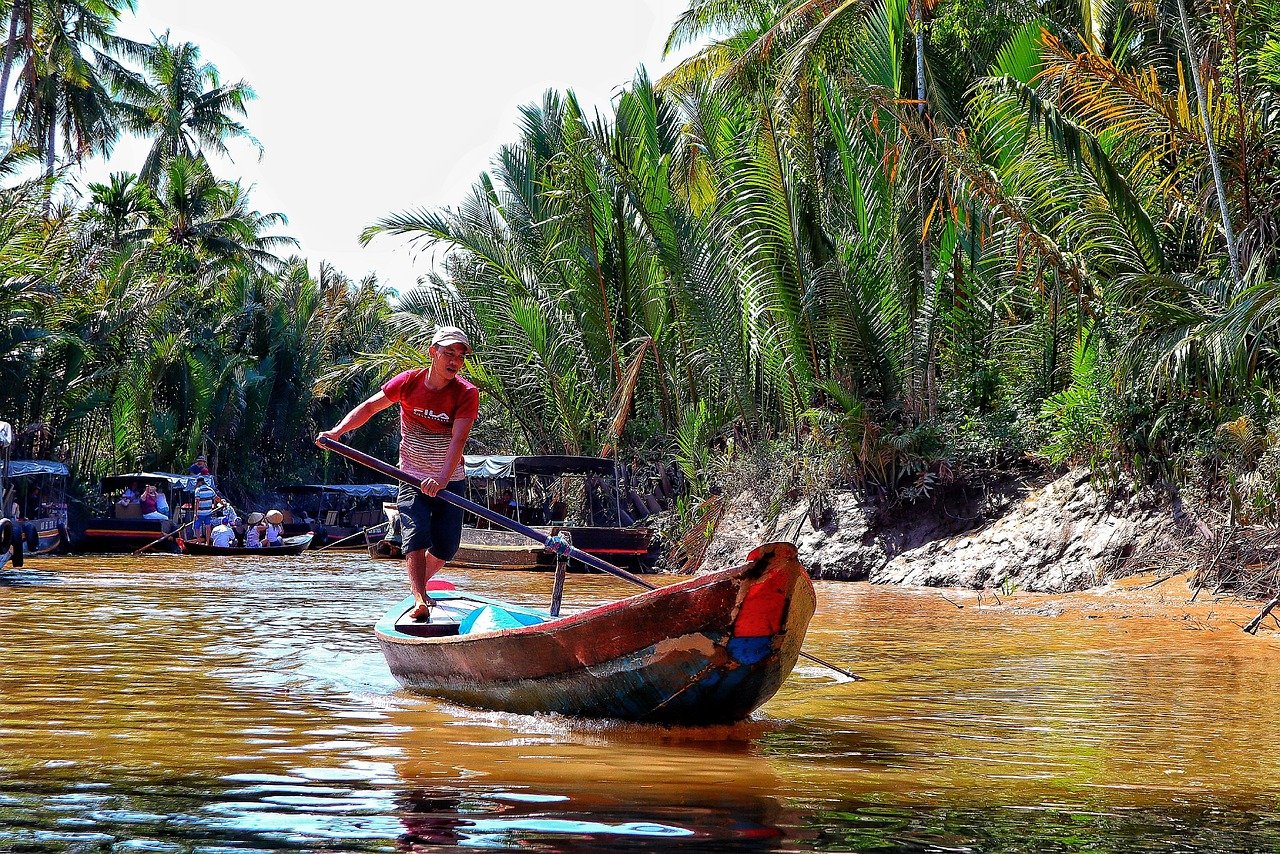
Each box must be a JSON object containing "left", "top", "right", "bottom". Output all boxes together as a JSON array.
[
  {"left": 132, "top": 519, "right": 192, "bottom": 556},
  {"left": 316, "top": 521, "right": 389, "bottom": 552},
  {"left": 316, "top": 437, "right": 862, "bottom": 681}
]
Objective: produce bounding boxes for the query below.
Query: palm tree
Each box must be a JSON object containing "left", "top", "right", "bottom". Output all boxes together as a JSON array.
[
  {"left": 1173, "top": 0, "right": 1241, "bottom": 283},
  {"left": 11, "top": 0, "right": 139, "bottom": 183},
  {"left": 146, "top": 155, "right": 295, "bottom": 278},
  {"left": 116, "top": 31, "right": 259, "bottom": 185},
  {"left": 86, "top": 170, "right": 151, "bottom": 246},
  {"left": 0, "top": 0, "right": 35, "bottom": 128}
]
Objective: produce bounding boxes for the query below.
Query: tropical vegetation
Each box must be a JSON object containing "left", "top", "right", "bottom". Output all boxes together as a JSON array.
[
  {"left": 359, "top": 0, "right": 1280, "bottom": 527},
  {"left": 0, "top": 1, "right": 393, "bottom": 503},
  {"left": 8, "top": 0, "right": 1280, "bottom": 530}
]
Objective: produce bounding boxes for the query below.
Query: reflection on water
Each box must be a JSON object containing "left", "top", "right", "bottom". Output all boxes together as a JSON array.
[{"left": 1, "top": 554, "right": 1279, "bottom": 851}]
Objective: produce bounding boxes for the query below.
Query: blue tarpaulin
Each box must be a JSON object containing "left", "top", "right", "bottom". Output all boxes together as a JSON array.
[
  {"left": 278, "top": 483, "right": 397, "bottom": 500},
  {"left": 99, "top": 472, "right": 215, "bottom": 493},
  {"left": 459, "top": 604, "right": 548, "bottom": 635},
  {"left": 464, "top": 455, "right": 617, "bottom": 479},
  {"left": 6, "top": 460, "right": 69, "bottom": 478}
]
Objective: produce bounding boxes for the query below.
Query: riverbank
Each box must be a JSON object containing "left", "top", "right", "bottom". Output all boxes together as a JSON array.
[{"left": 702, "top": 466, "right": 1278, "bottom": 605}]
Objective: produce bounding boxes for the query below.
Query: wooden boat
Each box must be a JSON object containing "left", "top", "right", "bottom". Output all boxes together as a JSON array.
[
  {"left": 453, "top": 527, "right": 544, "bottom": 569},
  {"left": 278, "top": 483, "right": 396, "bottom": 548},
  {"left": 458, "top": 454, "right": 655, "bottom": 571},
  {"left": 179, "top": 533, "right": 314, "bottom": 556},
  {"left": 365, "top": 505, "right": 546, "bottom": 568},
  {"left": 78, "top": 471, "right": 203, "bottom": 553},
  {"left": 1, "top": 458, "right": 70, "bottom": 556},
  {"left": 375, "top": 541, "right": 815, "bottom": 725}
]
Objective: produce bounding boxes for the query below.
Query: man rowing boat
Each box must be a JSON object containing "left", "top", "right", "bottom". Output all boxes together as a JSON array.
[{"left": 318, "top": 326, "right": 478, "bottom": 620}]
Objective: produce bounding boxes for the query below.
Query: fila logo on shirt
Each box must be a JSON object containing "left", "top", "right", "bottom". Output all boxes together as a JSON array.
[{"left": 412, "top": 408, "right": 451, "bottom": 423}]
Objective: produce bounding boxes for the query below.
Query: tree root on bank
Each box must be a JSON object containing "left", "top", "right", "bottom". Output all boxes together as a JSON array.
[
  {"left": 1121, "top": 507, "right": 1280, "bottom": 626},
  {"left": 1244, "top": 595, "right": 1280, "bottom": 634}
]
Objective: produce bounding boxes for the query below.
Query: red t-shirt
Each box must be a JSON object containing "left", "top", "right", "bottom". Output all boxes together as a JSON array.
[{"left": 381, "top": 369, "right": 479, "bottom": 481}]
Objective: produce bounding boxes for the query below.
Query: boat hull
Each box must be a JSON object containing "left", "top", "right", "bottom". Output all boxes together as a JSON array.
[
  {"left": 376, "top": 541, "right": 815, "bottom": 725},
  {"left": 29, "top": 524, "right": 63, "bottom": 556},
  {"left": 180, "top": 534, "right": 313, "bottom": 556},
  {"left": 374, "top": 526, "right": 655, "bottom": 572},
  {"left": 77, "top": 519, "right": 175, "bottom": 553}
]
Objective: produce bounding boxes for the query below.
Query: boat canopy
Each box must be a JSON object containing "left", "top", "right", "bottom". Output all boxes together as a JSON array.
[
  {"left": 279, "top": 483, "right": 397, "bottom": 500},
  {"left": 99, "top": 472, "right": 212, "bottom": 492},
  {"left": 7, "top": 460, "right": 69, "bottom": 478},
  {"left": 464, "top": 454, "right": 618, "bottom": 479}
]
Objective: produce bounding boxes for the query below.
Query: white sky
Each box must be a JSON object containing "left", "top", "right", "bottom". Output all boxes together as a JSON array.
[{"left": 75, "top": 0, "right": 697, "bottom": 294}]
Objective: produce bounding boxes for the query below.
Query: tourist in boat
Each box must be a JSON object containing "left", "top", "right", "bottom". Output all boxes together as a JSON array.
[
  {"left": 244, "top": 512, "right": 264, "bottom": 548},
  {"left": 318, "top": 325, "right": 479, "bottom": 621},
  {"left": 499, "top": 488, "right": 516, "bottom": 518},
  {"left": 189, "top": 455, "right": 210, "bottom": 476},
  {"left": 154, "top": 487, "right": 170, "bottom": 519},
  {"left": 264, "top": 510, "right": 285, "bottom": 547},
  {"left": 209, "top": 515, "right": 236, "bottom": 548},
  {"left": 139, "top": 484, "right": 168, "bottom": 520}
]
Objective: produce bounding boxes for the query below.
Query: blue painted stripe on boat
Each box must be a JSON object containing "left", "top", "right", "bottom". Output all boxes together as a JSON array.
[{"left": 727, "top": 635, "right": 774, "bottom": 665}]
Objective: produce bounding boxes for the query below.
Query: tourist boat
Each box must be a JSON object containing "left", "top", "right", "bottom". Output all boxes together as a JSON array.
[
  {"left": 2, "top": 459, "right": 71, "bottom": 555},
  {"left": 440, "top": 454, "right": 655, "bottom": 571},
  {"left": 77, "top": 472, "right": 208, "bottom": 553},
  {"left": 375, "top": 541, "right": 815, "bottom": 725},
  {"left": 179, "top": 533, "right": 314, "bottom": 556},
  {"left": 369, "top": 500, "right": 542, "bottom": 566},
  {"left": 277, "top": 482, "right": 397, "bottom": 548}
]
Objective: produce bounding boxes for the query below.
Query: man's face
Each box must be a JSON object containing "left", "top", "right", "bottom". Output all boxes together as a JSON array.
[{"left": 432, "top": 344, "right": 469, "bottom": 377}]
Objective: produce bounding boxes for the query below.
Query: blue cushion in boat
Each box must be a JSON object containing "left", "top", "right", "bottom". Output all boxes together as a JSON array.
[{"left": 459, "top": 604, "right": 547, "bottom": 635}]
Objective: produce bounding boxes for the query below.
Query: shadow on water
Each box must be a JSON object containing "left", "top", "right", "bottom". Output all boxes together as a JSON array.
[
  {"left": 7, "top": 768, "right": 1280, "bottom": 853},
  {"left": 797, "top": 801, "right": 1280, "bottom": 853},
  {"left": 0, "top": 567, "right": 59, "bottom": 587}
]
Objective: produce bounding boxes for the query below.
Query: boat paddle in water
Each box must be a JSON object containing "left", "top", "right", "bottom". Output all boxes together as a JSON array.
[{"left": 317, "top": 437, "right": 842, "bottom": 724}]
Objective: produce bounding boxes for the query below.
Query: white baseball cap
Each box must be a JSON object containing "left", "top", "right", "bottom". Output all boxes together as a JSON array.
[{"left": 430, "top": 325, "right": 472, "bottom": 354}]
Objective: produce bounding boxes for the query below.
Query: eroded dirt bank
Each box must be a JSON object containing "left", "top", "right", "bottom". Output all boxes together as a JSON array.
[{"left": 702, "top": 467, "right": 1217, "bottom": 594}]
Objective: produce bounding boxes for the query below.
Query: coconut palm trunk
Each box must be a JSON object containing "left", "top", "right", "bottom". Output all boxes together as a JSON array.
[
  {"left": 914, "top": 4, "right": 925, "bottom": 118},
  {"left": 1177, "top": 0, "right": 1241, "bottom": 282},
  {"left": 0, "top": 1, "right": 21, "bottom": 129}
]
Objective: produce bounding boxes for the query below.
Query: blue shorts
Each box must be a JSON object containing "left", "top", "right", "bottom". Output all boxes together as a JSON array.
[
  {"left": 398, "top": 481, "right": 466, "bottom": 560},
  {"left": 194, "top": 513, "right": 214, "bottom": 536}
]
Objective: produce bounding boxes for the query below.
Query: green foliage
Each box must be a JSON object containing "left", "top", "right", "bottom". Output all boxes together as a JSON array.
[
  {"left": 1039, "top": 331, "right": 1121, "bottom": 473},
  {"left": 353, "top": 0, "right": 1280, "bottom": 514},
  {"left": 0, "top": 20, "right": 394, "bottom": 500},
  {"left": 13, "top": 0, "right": 1280, "bottom": 525}
]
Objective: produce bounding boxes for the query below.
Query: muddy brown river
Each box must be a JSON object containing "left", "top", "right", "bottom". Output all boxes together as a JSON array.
[{"left": 2, "top": 553, "right": 1278, "bottom": 852}]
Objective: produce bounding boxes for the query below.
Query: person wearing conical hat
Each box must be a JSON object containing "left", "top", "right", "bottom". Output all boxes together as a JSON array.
[
  {"left": 318, "top": 325, "right": 478, "bottom": 621},
  {"left": 264, "top": 510, "right": 284, "bottom": 547},
  {"left": 244, "top": 512, "right": 264, "bottom": 548}
]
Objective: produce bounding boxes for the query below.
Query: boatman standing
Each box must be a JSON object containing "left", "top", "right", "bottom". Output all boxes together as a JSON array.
[{"left": 317, "top": 326, "right": 478, "bottom": 620}]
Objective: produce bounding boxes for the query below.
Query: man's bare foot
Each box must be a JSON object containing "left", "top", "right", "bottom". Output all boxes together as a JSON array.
[{"left": 409, "top": 599, "right": 432, "bottom": 622}]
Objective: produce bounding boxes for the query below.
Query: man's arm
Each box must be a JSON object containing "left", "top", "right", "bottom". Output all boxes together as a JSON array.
[
  {"left": 317, "top": 391, "right": 394, "bottom": 443},
  {"left": 420, "top": 417, "right": 475, "bottom": 496}
]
